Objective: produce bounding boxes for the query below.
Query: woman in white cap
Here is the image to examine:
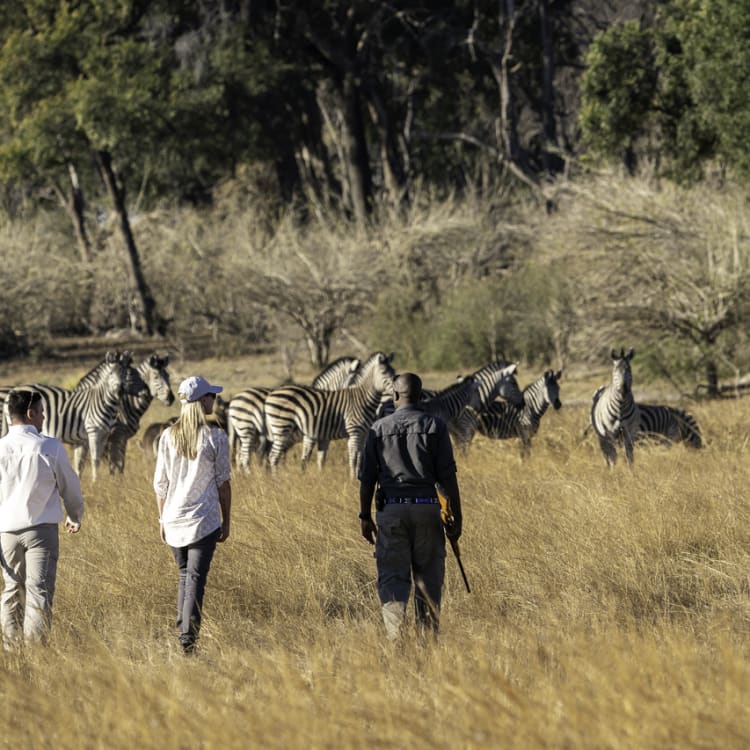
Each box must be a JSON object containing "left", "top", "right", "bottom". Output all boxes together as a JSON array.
[{"left": 154, "top": 375, "right": 231, "bottom": 654}]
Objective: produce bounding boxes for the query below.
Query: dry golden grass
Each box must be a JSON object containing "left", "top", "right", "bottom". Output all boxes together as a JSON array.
[{"left": 0, "top": 357, "right": 749, "bottom": 749}]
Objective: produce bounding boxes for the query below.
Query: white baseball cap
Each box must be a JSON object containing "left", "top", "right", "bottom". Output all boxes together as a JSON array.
[{"left": 178, "top": 376, "right": 223, "bottom": 403}]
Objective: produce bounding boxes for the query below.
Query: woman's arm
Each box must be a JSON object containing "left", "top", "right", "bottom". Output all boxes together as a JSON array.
[{"left": 218, "top": 480, "right": 231, "bottom": 542}]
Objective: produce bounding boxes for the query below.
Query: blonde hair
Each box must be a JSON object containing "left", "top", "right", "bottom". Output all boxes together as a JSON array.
[{"left": 169, "top": 400, "right": 208, "bottom": 460}]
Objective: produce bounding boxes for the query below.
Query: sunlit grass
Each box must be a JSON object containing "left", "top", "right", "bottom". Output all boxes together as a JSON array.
[{"left": 0, "top": 363, "right": 749, "bottom": 748}]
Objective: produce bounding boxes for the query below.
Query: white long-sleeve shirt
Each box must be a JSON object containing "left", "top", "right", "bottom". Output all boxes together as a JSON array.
[
  {"left": 154, "top": 426, "right": 231, "bottom": 547},
  {"left": 0, "top": 425, "right": 85, "bottom": 533}
]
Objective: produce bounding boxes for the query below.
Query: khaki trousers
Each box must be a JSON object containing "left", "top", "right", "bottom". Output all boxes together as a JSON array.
[{"left": 0, "top": 524, "right": 59, "bottom": 647}]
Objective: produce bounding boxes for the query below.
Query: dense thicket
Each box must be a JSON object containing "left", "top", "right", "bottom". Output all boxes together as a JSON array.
[{"left": 2, "top": 1, "right": 750, "bottom": 392}]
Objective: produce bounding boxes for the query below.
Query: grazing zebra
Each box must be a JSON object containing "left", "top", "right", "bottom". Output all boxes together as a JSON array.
[
  {"left": 101, "top": 354, "right": 175, "bottom": 473},
  {"left": 141, "top": 417, "right": 179, "bottom": 457},
  {"left": 227, "top": 386, "right": 272, "bottom": 471},
  {"left": 591, "top": 348, "right": 639, "bottom": 466},
  {"left": 227, "top": 356, "right": 362, "bottom": 472},
  {"left": 2, "top": 351, "right": 145, "bottom": 481},
  {"left": 264, "top": 351, "right": 396, "bottom": 476},
  {"left": 636, "top": 403, "right": 702, "bottom": 448},
  {"left": 466, "top": 369, "right": 563, "bottom": 457}
]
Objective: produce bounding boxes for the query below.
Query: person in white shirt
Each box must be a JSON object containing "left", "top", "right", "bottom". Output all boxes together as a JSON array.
[
  {"left": 0, "top": 389, "right": 84, "bottom": 648},
  {"left": 154, "top": 375, "right": 231, "bottom": 654}
]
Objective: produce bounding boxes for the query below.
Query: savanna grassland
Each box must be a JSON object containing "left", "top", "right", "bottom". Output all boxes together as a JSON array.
[{"left": 0, "top": 353, "right": 749, "bottom": 750}]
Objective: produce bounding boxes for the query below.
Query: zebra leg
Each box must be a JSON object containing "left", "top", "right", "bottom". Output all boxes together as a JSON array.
[
  {"left": 73, "top": 444, "right": 89, "bottom": 477},
  {"left": 623, "top": 432, "right": 635, "bottom": 465},
  {"left": 519, "top": 435, "right": 532, "bottom": 460},
  {"left": 237, "top": 431, "right": 253, "bottom": 473},
  {"left": 267, "top": 430, "right": 292, "bottom": 472},
  {"left": 597, "top": 435, "right": 617, "bottom": 467},
  {"left": 315, "top": 440, "right": 330, "bottom": 470},
  {"left": 347, "top": 435, "right": 363, "bottom": 480},
  {"left": 300, "top": 437, "right": 316, "bottom": 471},
  {"left": 107, "top": 428, "right": 128, "bottom": 474}
]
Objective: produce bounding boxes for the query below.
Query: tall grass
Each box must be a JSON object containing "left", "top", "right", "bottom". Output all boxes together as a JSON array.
[{"left": 0, "top": 360, "right": 748, "bottom": 748}]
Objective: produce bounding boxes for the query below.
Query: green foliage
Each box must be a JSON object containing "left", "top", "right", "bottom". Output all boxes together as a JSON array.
[
  {"left": 580, "top": 2, "right": 750, "bottom": 181},
  {"left": 369, "top": 267, "right": 572, "bottom": 371},
  {"left": 579, "top": 22, "right": 659, "bottom": 164}
]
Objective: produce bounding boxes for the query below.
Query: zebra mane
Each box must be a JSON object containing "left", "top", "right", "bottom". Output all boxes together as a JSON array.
[
  {"left": 75, "top": 351, "right": 129, "bottom": 390},
  {"left": 311, "top": 356, "right": 361, "bottom": 389}
]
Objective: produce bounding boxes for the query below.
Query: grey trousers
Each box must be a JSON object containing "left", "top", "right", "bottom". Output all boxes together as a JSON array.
[
  {"left": 375, "top": 504, "right": 446, "bottom": 639},
  {"left": 170, "top": 527, "right": 220, "bottom": 649},
  {"left": 0, "top": 524, "right": 59, "bottom": 647}
]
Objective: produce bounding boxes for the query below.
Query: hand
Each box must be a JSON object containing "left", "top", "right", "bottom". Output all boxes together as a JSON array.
[
  {"left": 445, "top": 516, "right": 462, "bottom": 542},
  {"left": 160, "top": 523, "right": 166, "bottom": 544},
  {"left": 65, "top": 519, "right": 81, "bottom": 534},
  {"left": 218, "top": 522, "right": 230, "bottom": 543},
  {"left": 361, "top": 517, "right": 377, "bottom": 545}
]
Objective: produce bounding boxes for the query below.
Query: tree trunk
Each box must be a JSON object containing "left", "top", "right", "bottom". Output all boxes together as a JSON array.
[
  {"left": 52, "top": 163, "right": 92, "bottom": 264},
  {"left": 539, "top": 0, "right": 563, "bottom": 176},
  {"left": 705, "top": 359, "right": 719, "bottom": 398},
  {"left": 340, "top": 70, "right": 372, "bottom": 225},
  {"left": 96, "top": 149, "right": 158, "bottom": 336},
  {"left": 365, "top": 84, "right": 407, "bottom": 206}
]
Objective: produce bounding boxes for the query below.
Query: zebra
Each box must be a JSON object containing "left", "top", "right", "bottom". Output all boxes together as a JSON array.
[
  {"left": 263, "top": 351, "right": 396, "bottom": 476},
  {"left": 590, "top": 348, "right": 639, "bottom": 466},
  {"left": 101, "top": 353, "right": 175, "bottom": 473},
  {"left": 449, "top": 360, "right": 525, "bottom": 451},
  {"left": 635, "top": 403, "right": 702, "bottom": 448},
  {"left": 2, "top": 351, "right": 145, "bottom": 481},
  {"left": 227, "top": 355, "right": 362, "bottom": 472},
  {"left": 466, "top": 369, "right": 563, "bottom": 457},
  {"left": 420, "top": 376, "right": 482, "bottom": 424},
  {"left": 227, "top": 386, "right": 272, "bottom": 470}
]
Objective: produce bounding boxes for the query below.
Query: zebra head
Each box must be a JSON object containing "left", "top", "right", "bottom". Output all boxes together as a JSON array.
[
  {"left": 358, "top": 351, "right": 396, "bottom": 396},
  {"left": 116, "top": 351, "right": 149, "bottom": 396},
  {"left": 447, "top": 375, "right": 483, "bottom": 411},
  {"left": 543, "top": 369, "right": 563, "bottom": 410},
  {"left": 142, "top": 353, "right": 175, "bottom": 405},
  {"left": 495, "top": 363, "right": 524, "bottom": 407},
  {"left": 610, "top": 348, "right": 634, "bottom": 395}
]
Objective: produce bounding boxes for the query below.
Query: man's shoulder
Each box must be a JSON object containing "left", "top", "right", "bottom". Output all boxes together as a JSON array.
[{"left": 379, "top": 406, "right": 446, "bottom": 431}]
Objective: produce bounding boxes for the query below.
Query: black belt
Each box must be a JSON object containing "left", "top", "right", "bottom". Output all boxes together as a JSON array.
[{"left": 384, "top": 497, "right": 438, "bottom": 505}]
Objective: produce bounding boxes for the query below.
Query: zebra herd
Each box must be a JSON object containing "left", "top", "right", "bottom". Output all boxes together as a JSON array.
[
  {"left": 0, "top": 346, "right": 703, "bottom": 480},
  {"left": 226, "top": 354, "right": 554, "bottom": 474},
  {"left": 0, "top": 351, "right": 174, "bottom": 481}
]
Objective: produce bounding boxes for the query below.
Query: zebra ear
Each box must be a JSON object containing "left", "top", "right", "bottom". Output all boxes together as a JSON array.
[
  {"left": 349, "top": 359, "right": 361, "bottom": 372},
  {"left": 554, "top": 369, "right": 563, "bottom": 380},
  {"left": 149, "top": 354, "right": 159, "bottom": 368},
  {"left": 626, "top": 348, "right": 635, "bottom": 360},
  {"left": 611, "top": 348, "right": 618, "bottom": 360},
  {"left": 105, "top": 350, "right": 118, "bottom": 364},
  {"left": 387, "top": 352, "right": 395, "bottom": 363}
]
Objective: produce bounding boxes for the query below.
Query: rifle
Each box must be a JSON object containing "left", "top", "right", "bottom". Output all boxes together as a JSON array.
[{"left": 437, "top": 490, "right": 471, "bottom": 593}]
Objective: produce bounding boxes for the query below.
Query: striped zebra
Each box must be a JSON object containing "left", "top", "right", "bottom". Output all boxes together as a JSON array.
[
  {"left": 635, "top": 403, "right": 702, "bottom": 448},
  {"left": 421, "top": 376, "right": 482, "bottom": 424},
  {"left": 264, "top": 351, "right": 396, "bottom": 476},
  {"left": 227, "top": 356, "right": 362, "bottom": 472},
  {"left": 466, "top": 369, "right": 562, "bottom": 457},
  {"left": 2, "top": 351, "right": 145, "bottom": 481},
  {"left": 449, "top": 361, "right": 525, "bottom": 451},
  {"left": 101, "top": 354, "right": 175, "bottom": 473},
  {"left": 591, "top": 348, "right": 639, "bottom": 466}
]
